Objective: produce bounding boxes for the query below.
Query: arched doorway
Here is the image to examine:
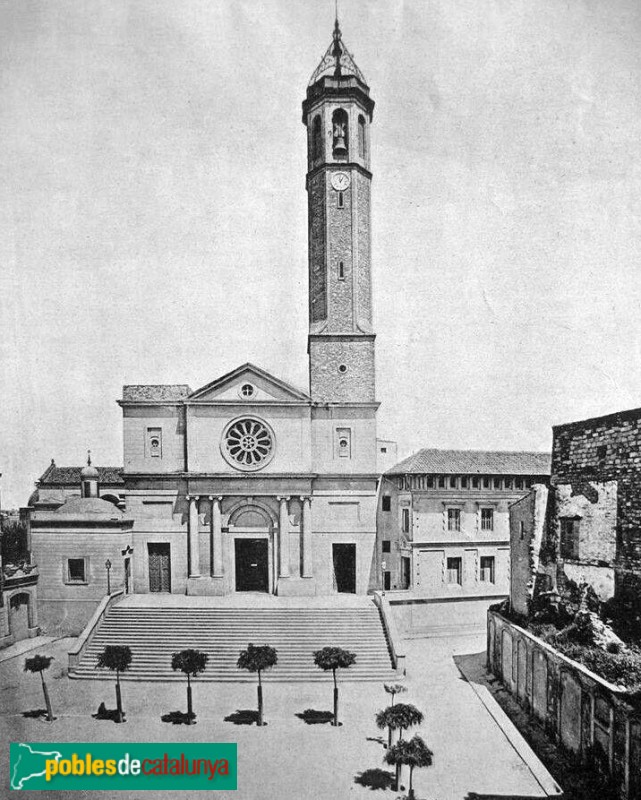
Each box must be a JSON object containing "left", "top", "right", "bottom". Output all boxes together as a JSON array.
[
  {"left": 9, "top": 592, "right": 31, "bottom": 640},
  {"left": 229, "top": 505, "right": 274, "bottom": 593}
]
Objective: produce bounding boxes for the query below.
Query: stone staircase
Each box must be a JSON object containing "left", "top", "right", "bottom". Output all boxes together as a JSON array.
[{"left": 70, "top": 600, "right": 397, "bottom": 682}]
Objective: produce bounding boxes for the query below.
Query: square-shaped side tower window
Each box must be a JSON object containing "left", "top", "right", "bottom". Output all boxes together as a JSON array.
[{"left": 66, "top": 557, "right": 88, "bottom": 584}]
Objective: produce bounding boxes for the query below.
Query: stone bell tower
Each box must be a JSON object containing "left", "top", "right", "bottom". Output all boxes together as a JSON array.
[{"left": 303, "top": 20, "right": 376, "bottom": 404}]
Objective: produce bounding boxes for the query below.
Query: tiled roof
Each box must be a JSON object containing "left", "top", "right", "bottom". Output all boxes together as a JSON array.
[
  {"left": 38, "top": 465, "right": 124, "bottom": 486},
  {"left": 386, "top": 449, "right": 551, "bottom": 476},
  {"left": 122, "top": 385, "right": 191, "bottom": 401}
]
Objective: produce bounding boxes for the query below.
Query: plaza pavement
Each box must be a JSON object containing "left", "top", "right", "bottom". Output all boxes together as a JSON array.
[{"left": 0, "top": 632, "right": 562, "bottom": 799}]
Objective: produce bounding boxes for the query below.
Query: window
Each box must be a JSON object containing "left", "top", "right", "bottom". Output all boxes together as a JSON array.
[
  {"left": 447, "top": 557, "right": 462, "bottom": 585},
  {"left": 520, "top": 521, "right": 525, "bottom": 540},
  {"left": 338, "top": 191, "right": 344, "bottom": 208},
  {"left": 240, "top": 383, "right": 255, "bottom": 398},
  {"left": 382, "top": 496, "right": 391, "bottom": 512},
  {"left": 504, "top": 477, "right": 513, "bottom": 490},
  {"left": 332, "top": 108, "right": 348, "bottom": 157},
  {"left": 312, "top": 115, "right": 322, "bottom": 160},
  {"left": 438, "top": 477, "right": 446, "bottom": 488},
  {"left": 472, "top": 477, "right": 479, "bottom": 488},
  {"left": 481, "top": 508, "right": 494, "bottom": 531},
  {"left": 447, "top": 508, "right": 461, "bottom": 532},
  {"left": 338, "top": 363, "right": 348, "bottom": 374},
  {"left": 358, "top": 115, "right": 366, "bottom": 158},
  {"left": 380, "top": 446, "right": 387, "bottom": 453},
  {"left": 67, "top": 558, "right": 87, "bottom": 584},
  {"left": 597, "top": 445, "right": 607, "bottom": 461},
  {"left": 338, "top": 261, "right": 345, "bottom": 280},
  {"left": 222, "top": 417, "right": 275, "bottom": 471},
  {"left": 493, "top": 478, "right": 502, "bottom": 489},
  {"left": 483, "top": 477, "right": 490, "bottom": 489},
  {"left": 382, "top": 540, "right": 391, "bottom": 553},
  {"left": 461, "top": 477, "right": 468, "bottom": 489},
  {"left": 401, "top": 556, "right": 411, "bottom": 589},
  {"left": 426, "top": 476, "right": 434, "bottom": 488},
  {"left": 515, "top": 478, "right": 523, "bottom": 490},
  {"left": 480, "top": 556, "right": 495, "bottom": 583},
  {"left": 336, "top": 427, "right": 351, "bottom": 458},
  {"left": 401, "top": 508, "right": 410, "bottom": 534},
  {"left": 383, "top": 571, "right": 391, "bottom": 591},
  {"left": 560, "top": 518, "right": 580, "bottom": 560},
  {"left": 147, "top": 427, "right": 162, "bottom": 458},
  {"left": 449, "top": 476, "right": 457, "bottom": 489}
]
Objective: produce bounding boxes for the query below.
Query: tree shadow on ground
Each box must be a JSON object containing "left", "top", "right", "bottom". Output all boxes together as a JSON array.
[
  {"left": 354, "top": 768, "right": 395, "bottom": 790},
  {"left": 296, "top": 709, "right": 335, "bottom": 725},
  {"left": 224, "top": 709, "right": 260, "bottom": 726},
  {"left": 366, "top": 735, "right": 386, "bottom": 747},
  {"left": 22, "top": 709, "right": 49, "bottom": 719},
  {"left": 92, "top": 704, "right": 125, "bottom": 723},
  {"left": 161, "top": 710, "right": 196, "bottom": 725}
]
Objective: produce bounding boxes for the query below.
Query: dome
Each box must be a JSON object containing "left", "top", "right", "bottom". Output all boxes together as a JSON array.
[
  {"left": 54, "top": 496, "right": 123, "bottom": 519},
  {"left": 81, "top": 463, "right": 99, "bottom": 480}
]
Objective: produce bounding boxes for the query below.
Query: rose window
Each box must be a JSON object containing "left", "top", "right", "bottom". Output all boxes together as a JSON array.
[{"left": 222, "top": 417, "right": 274, "bottom": 471}]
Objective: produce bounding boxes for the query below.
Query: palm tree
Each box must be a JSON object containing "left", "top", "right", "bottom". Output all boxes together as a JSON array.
[
  {"left": 377, "top": 702, "right": 424, "bottom": 788},
  {"left": 385, "top": 735, "right": 433, "bottom": 800},
  {"left": 237, "top": 644, "right": 278, "bottom": 726},
  {"left": 313, "top": 646, "right": 356, "bottom": 727},
  {"left": 171, "top": 649, "right": 208, "bottom": 724},
  {"left": 376, "top": 705, "right": 400, "bottom": 749},
  {"left": 24, "top": 655, "right": 54, "bottom": 721},
  {"left": 384, "top": 682, "right": 407, "bottom": 706},
  {"left": 96, "top": 645, "right": 132, "bottom": 723}
]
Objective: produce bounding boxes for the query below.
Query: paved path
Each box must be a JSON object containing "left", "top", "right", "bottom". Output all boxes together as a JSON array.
[{"left": 0, "top": 632, "right": 561, "bottom": 799}]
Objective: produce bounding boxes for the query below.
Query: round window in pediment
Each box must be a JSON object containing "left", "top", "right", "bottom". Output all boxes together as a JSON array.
[{"left": 221, "top": 417, "right": 275, "bottom": 471}]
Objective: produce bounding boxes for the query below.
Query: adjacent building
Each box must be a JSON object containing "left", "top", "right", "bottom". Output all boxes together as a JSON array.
[
  {"left": 510, "top": 406, "right": 641, "bottom": 618},
  {"left": 377, "top": 449, "right": 550, "bottom": 631}
]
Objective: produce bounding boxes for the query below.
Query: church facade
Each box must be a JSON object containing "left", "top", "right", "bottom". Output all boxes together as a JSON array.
[{"left": 27, "top": 22, "right": 380, "bottom": 619}]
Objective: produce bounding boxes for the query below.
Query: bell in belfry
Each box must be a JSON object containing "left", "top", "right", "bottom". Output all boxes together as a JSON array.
[{"left": 333, "top": 119, "right": 347, "bottom": 155}]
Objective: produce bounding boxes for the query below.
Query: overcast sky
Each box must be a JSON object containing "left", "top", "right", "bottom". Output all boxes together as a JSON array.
[{"left": 2, "top": 0, "right": 641, "bottom": 508}]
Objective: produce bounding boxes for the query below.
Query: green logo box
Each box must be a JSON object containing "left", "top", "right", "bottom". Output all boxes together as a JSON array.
[{"left": 10, "top": 742, "right": 237, "bottom": 791}]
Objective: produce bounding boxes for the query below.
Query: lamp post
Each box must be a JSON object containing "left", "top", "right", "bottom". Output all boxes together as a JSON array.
[
  {"left": 105, "top": 559, "right": 112, "bottom": 595},
  {"left": 381, "top": 560, "right": 387, "bottom": 596}
]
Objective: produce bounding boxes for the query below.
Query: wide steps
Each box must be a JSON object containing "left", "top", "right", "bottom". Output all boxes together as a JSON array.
[{"left": 71, "top": 602, "right": 397, "bottom": 682}]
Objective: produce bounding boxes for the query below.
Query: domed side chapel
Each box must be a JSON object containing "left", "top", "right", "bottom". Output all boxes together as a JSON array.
[{"left": 29, "top": 20, "right": 380, "bottom": 622}]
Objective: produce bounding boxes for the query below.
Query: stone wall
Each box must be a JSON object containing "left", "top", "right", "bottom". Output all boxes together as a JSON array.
[
  {"left": 488, "top": 609, "right": 641, "bottom": 798},
  {"left": 509, "top": 484, "right": 548, "bottom": 617}
]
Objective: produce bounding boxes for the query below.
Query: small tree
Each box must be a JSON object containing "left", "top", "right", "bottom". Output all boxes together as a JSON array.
[
  {"left": 385, "top": 735, "right": 433, "bottom": 800},
  {"left": 96, "top": 645, "right": 132, "bottom": 723},
  {"left": 313, "top": 646, "right": 356, "bottom": 727},
  {"left": 237, "top": 643, "right": 278, "bottom": 726},
  {"left": 24, "top": 655, "right": 54, "bottom": 721},
  {"left": 171, "top": 649, "right": 208, "bottom": 724},
  {"left": 1, "top": 519, "right": 28, "bottom": 565},
  {"left": 384, "top": 682, "right": 407, "bottom": 707}
]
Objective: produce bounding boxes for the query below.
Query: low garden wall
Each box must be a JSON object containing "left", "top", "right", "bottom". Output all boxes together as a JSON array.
[{"left": 488, "top": 609, "right": 641, "bottom": 799}]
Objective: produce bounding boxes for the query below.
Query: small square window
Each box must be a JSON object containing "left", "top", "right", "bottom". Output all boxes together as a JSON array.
[
  {"left": 382, "top": 496, "right": 391, "bottom": 512},
  {"left": 447, "top": 557, "right": 462, "bottom": 585},
  {"left": 67, "top": 558, "right": 87, "bottom": 583},
  {"left": 380, "top": 446, "right": 387, "bottom": 453},
  {"left": 382, "top": 540, "right": 391, "bottom": 553},
  {"left": 480, "top": 556, "right": 495, "bottom": 583},
  {"left": 447, "top": 508, "right": 461, "bottom": 532}
]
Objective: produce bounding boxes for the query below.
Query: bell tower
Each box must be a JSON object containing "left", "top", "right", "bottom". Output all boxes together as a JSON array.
[{"left": 303, "top": 20, "right": 376, "bottom": 403}]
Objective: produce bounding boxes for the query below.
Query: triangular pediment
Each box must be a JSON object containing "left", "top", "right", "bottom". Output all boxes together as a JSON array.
[{"left": 188, "top": 363, "right": 310, "bottom": 403}]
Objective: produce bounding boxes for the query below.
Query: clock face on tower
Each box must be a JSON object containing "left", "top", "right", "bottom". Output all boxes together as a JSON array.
[{"left": 331, "top": 171, "right": 351, "bottom": 192}]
